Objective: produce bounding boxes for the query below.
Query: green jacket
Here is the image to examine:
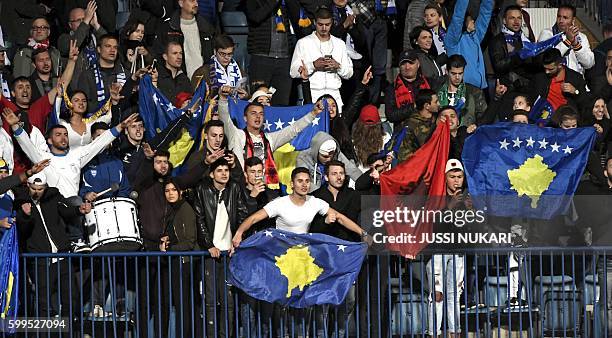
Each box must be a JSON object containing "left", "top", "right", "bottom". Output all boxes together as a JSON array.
[
  {"left": 437, "top": 80, "right": 487, "bottom": 127},
  {"left": 396, "top": 113, "right": 435, "bottom": 163}
]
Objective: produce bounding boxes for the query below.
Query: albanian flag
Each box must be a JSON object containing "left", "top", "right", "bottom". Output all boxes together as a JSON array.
[{"left": 379, "top": 121, "right": 450, "bottom": 258}]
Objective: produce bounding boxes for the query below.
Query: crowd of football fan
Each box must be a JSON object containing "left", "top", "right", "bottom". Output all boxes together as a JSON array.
[{"left": 0, "top": 0, "right": 611, "bottom": 337}]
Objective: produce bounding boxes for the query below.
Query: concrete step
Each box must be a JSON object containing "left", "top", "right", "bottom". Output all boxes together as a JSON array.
[{"left": 576, "top": 8, "right": 603, "bottom": 48}]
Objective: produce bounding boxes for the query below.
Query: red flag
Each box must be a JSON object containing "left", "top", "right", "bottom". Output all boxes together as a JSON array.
[{"left": 379, "top": 121, "right": 450, "bottom": 258}]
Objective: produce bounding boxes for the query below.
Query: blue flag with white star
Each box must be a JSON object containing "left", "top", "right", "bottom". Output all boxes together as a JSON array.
[
  {"left": 0, "top": 226, "right": 19, "bottom": 331},
  {"left": 227, "top": 99, "right": 328, "bottom": 151},
  {"left": 138, "top": 75, "right": 209, "bottom": 172},
  {"left": 519, "top": 33, "right": 563, "bottom": 59},
  {"left": 139, "top": 75, "right": 207, "bottom": 140},
  {"left": 462, "top": 123, "right": 596, "bottom": 219},
  {"left": 229, "top": 229, "right": 367, "bottom": 308},
  {"left": 529, "top": 96, "right": 555, "bottom": 127}
]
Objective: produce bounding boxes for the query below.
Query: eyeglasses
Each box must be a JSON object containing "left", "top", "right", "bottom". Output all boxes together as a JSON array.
[
  {"left": 69, "top": 18, "right": 84, "bottom": 23},
  {"left": 32, "top": 26, "right": 50, "bottom": 31},
  {"left": 217, "top": 51, "right": 234, "bottom": 58}
]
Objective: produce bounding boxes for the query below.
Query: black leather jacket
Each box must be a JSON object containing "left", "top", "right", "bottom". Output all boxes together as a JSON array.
[
  {"left": 193, "top": 178, "right": 248, "bottom": 249},
  {"left": 489, "top": 32, "right": 538, "bottom": 92}
]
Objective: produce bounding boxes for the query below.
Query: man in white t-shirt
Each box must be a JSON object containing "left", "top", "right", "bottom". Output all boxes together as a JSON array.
[{"left": 232, "top": 167, "right": 370, "bottom": 246}]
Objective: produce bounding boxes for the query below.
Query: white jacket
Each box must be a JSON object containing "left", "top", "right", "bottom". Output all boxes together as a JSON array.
[
  {"left": 289, "top": 32, "right": 353, "bottom": 92},
  {"left": 0, "top": 126, "right": 48, "bottom": 173},
  {"left": 13, "top": 126, "right": 119, "bottom": 197},
  {"left": 538, "top": 29, "right": 594, "bottom": 75}
]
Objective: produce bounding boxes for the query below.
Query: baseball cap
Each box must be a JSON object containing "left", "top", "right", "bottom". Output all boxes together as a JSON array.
[
  {"left": 359, "top": 105, "right": 381, "bottom": 125},
  {"left": 28, "top": 172, "right": 47, "bottom": 186},
  {"left": 249, "top": 87, "right": 276, "bottom": 103},
  {"left": 445, "top": 159, "right": 464, "bottom": 173},
  {"left": 318, "top": 139, "right": 337, "bottom": 156},
  {"left": 398, "top": 50, "right": 419, "bottom": 65}
]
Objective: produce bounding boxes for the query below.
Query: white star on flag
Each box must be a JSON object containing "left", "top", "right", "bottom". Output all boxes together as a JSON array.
[
  {"left": 264, "top": 230, "right": 273, "bottom": 237},
  {"left": 499, "top": 139, "right": 510, "bottom": 150},
  {"left": 526, "top": 137, "right": 535, "bottom": 147},
  {"left": 279, "top": 233, "right": 286, "bottom": 237},
  {"left": 274, "top": 118, "right": 284, "bottom": 130},
  {"left": 152, "top": 94, "right": 159, "bottom": 104},
  {"left": 337, "top": 245, "right": 347, "bottom": 252},
  {"left": 563, "top": 145, "right": 573, "bottom": 154},
  {"left": 538, "top": 138, "right": 548, "bottom": 149},
  {"left": 512, "top": 137, "right": 522, "bottom": 148},
  {"left": 312, "top": 117, "right": 320, "bottom": 126},
  {"left": 550, "top": 142, "right": 560, "bottom": 152},
  {"left": 263, "top": 120, "right": 271, "bottom": 131},
  {"left": 288, "top": 117, "right": 296, "bottom": 126}
]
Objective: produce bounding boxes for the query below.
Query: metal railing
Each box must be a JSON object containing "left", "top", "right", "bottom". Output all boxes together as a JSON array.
[{"left": 2, "top": 247, "right": 612, "bottom": 337}]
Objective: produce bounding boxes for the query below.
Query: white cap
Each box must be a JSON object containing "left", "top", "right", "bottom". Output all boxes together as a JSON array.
[
  {"left": 445, "top": 159, "right": 464, "bottom": 173},
  {"left": 318, "top": 139, "right": 337, "bottom": 156},
  {"left": 27, "top": 172, "right": 47, "bottom": 186},
  {"left": 249, "top": 87, "right": 276, "bottom": 102}
]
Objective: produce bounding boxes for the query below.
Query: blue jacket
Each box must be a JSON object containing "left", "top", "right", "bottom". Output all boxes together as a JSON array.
[
  {"left": 444, "top": 0, "right": 493, "bottom": 89},
  {"left": 80, "top": 152, "right": 131, "bottom": 200}
]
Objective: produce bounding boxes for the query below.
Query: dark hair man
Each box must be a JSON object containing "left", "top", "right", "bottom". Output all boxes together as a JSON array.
[{"left": 193, "top": 157, "right": 248, "bottom": 337}]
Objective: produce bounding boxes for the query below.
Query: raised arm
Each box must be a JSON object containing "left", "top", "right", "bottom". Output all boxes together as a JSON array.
[
  {"left": 48, "top": 40, "right": 80, "bottom": 104},
  {"left": 445, "top": 0, "right": 469, "bottom": 50},
  {"left": 268, "top": 105, "right": 321, "bottom": 150},
  {"left": 343, "top": 68, "right": 372, "bottom": 126},
  {"left": 475, "top": 0, "right": 493, "bottom": 42},
  {"left": 4, "top": 109, "right": 49, "bottom": 164},
  {"left": 217, "top": 98, "right": 242, "bottom": 147},
  {"left": 77, "top": 114, "right": 138, "bottom": 167}
]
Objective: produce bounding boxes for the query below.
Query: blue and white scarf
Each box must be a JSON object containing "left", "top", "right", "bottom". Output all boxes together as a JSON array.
[
  {"left": 431, "top": 26, "right": 447, "bottom": 55},
  {"left": 374, "top": 0, "right": 396, "bottom": 15},
  {"left": 209, "top": 55, "right": 242, "bottom": 90},
  {"left": 502, "top": 25, "right": 530, "bottom": 56},
  {"left": 85, "top": 46, "right": 126, "bottom": 113}
]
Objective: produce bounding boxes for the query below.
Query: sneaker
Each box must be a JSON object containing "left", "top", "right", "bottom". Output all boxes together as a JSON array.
[
  {"left": 71, "top": 240, "right": 91, "bottom": 253},
  {"left": 505, "top": 297, "right": 529, "bottom": 310},
  {"left": 92, "top": 305, "right": 105, "bottom": 318}
]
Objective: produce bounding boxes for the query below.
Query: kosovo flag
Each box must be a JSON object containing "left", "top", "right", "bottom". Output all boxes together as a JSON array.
[
  {"left": 229, "top": 229, "right": 367, "bottom": 308},
  {"left": 519, "top": 33, "right": 563, "bottom": 59},
  {"left": 462, "top": 123, "right": 596, "bottom": 219},
  {"left": 0, "top": 225, "right": 19, "bottom": 331},
  {"left": 228, "top": 99, "right": 329, "bottom": 192},
  {"left": 529, "top": 96, "right": 555, "bottom": 127},
  {"left": 138, "top": 75, "right": 208, "bottom": 169}
]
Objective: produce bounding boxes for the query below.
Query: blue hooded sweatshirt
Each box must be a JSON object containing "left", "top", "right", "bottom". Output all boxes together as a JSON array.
[{"left": 444, "top": 0, "right": 493, "bottom": 89}]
